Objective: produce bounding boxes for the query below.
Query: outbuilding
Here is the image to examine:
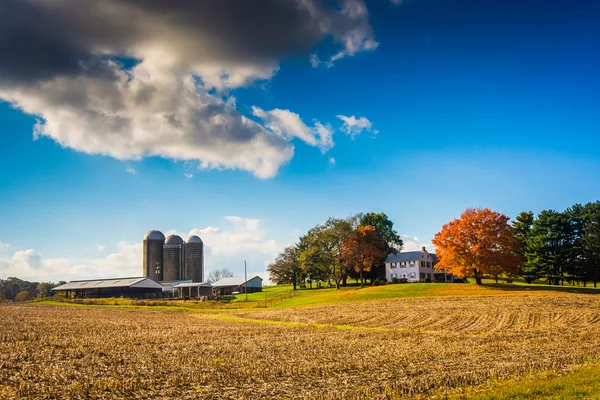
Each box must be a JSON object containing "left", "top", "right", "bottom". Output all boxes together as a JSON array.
[
  {"left": 173, "top": 282, "right": 213, "bottom": 299},
  {"left": 51, "top": 277, "right": 164, "bottom": 298},
  {"left": 211, "top": 276, "right": 263, "bottom": 295}
]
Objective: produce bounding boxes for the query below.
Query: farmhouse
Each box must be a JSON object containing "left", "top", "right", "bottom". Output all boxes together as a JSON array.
[
  {"left": 385, "top": 247, "right": 454, "bottom": 283},
  {"left": 51, "top": 277, "right": 164, "bottom": 298},
  {"left": 211, "top": 276, "right": 263, "bottom": 295}
]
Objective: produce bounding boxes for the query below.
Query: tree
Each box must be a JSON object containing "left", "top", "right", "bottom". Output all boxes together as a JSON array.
[
  {"left": 432, "top": 208, "right": 520, "bottom": 285},
  {"left": 14, "top": 291, "right": 30, "bottom": 302},
  {"left": 359, "top": 212, "right": 403, "bottom": 253},
  {"left": 526, "top": 210, "right": 573, "bottom": 285},
  {"left": 267, "top": 246, "right": 302, "bottom": 290},
  {"left": 340, "top": 226, "right": 388, "bottom": 287},
  {"left": 206, "top": 268, "right": 234, "bottom": 284},
  {"left": 36, "top": 282, "right": 54, "bottom": 298},
  {"left": 512, "top": 211, "right": 535, "bottom": 282},
  {"left": 582, "top": 202, "right": 600, "bottom": 287}
]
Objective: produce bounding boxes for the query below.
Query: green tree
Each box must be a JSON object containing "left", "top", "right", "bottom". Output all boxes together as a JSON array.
[
  {"left": 513, "top": 211, "right": 535, "bottom": 282},
  {"left": 36, "top": 282, "right": 54, "bottom": 298},
  {"left": 527, "top": 210, "right": 572, "bottom": 285},
  {"left": 359, "top": 212, "right": 403, "bottom": 253},
  {"left": 582, "top": 202, "right": 600, "bottom": 287},
  {"left": 267, "top": 246, "right": 303, "bottom": 290}
]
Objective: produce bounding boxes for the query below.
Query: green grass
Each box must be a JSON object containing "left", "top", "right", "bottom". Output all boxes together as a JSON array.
[
  {"left": 35, "top": 277, "right": 600, "bottom": 312},
  {"left": 450, "top": 363, "right": 600, "bottom": 399}
]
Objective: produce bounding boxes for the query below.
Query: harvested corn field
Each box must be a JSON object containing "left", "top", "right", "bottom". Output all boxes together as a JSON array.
[{"left": 2, "top": 294, "right": 600, "bottom": 399}]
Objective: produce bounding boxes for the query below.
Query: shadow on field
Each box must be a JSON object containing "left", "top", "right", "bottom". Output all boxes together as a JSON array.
[{"left": 482, "top": 283, "right": 600, "bottom": 295}]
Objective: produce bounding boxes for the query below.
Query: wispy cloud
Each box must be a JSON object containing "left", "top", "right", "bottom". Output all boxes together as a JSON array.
[
  {"left": 337, "top": 115, "right": 376, "bottom": 138},
  {"left": 126, "top": 167, "right": 136, "bottom": 175}
]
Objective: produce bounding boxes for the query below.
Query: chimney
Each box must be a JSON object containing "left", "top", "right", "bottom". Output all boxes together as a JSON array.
[{"left": 422, "top": 246, "right": 426, "bottom": 252}]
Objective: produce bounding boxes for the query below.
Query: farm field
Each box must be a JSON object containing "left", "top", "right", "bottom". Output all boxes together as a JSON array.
[{"left": 4, "top": 289, "right": 600, "bottom": 399}]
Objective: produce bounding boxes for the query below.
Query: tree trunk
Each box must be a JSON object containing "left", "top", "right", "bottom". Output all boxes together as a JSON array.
[
  {"left": 293, "top": 279, "right": 297, "bottom": 291},
  {"left": 473, "top": 268, "right": 482, "bottom": 285},
  {"left": 360, "top": 270, "right": 364, "bottom": 288},
  {"left": 342, "top": 276, "right": 347, "bottom": 287},
  {"left": 495, "top": 274, "right": 498, "bottom": 285},
  {"left": 335, "top": 279, "right": 340, "bottom": 290}
]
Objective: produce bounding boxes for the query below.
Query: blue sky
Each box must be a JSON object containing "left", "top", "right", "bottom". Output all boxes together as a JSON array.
[{"left": 1, "top": 0, "right": 599, "bottom": 282}]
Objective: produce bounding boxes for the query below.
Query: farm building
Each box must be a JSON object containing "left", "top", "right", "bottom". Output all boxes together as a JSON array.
[
  {"left": 211, "top": 276, "right": 263, "bottom": 295},
  {"left": 385, "top": 247, "right": 455, "bottom": 283},
  {"left": 52, "top": 277, "right": 164, "bottom": 298},
  {"left": 173, "top": 282, "right": 213, "bottom": 299}
]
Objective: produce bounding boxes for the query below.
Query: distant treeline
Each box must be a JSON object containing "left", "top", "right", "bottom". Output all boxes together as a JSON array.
[{"left": 0, "top": 277, "right": 63, "bottom": 301}]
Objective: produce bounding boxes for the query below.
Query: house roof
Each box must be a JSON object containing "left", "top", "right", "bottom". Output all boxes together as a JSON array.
[
  {"left": 174, "top": 282, "right": 212, "bottom": 288},
  {"left": 211, "top": 276, "right": 263, "bottom": 287},
  {"left": 52, "top": 277, "right": 163, "bottom": 291},
  {"left": 386, "top": 251, "right": 437, "bottom": 263}
]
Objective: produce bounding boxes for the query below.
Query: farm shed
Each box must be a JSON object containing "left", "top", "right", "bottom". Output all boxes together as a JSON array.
[
  {"left": 52, "top": 277, "right": 164, "bottom": 298},
  {"left": 173, "top": 282, "right": 213, "bottom": 299},
  {"left": 211, "top": 276, "right": 263, "bottom": 295}
]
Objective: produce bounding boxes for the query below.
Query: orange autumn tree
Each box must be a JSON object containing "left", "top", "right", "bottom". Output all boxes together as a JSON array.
[
  {"left": 432, "top": 208, "right": 520, "bottom": 285},
  {"left": 340, "top": 225, "right": 388, "bottom": 287}
]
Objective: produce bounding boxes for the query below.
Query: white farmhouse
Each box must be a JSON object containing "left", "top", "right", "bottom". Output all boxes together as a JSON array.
[{"left": 385, "top": 247, "right": 454, "bottom": 283}]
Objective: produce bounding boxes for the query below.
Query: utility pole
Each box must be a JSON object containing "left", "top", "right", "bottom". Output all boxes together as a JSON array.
[{"left": 244, "top": 260, "right": 248, "bottom": 301}]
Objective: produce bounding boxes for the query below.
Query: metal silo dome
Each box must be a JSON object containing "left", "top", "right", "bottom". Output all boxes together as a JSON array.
[
  {"left": 186, "top": 235, "right": 203, "bottom": 244},
  {"left": 165, "top": 235, "right": 184, "bottom": 245},
  {"left": 144, "top": 230, "right": 165, "bottom": 241}
]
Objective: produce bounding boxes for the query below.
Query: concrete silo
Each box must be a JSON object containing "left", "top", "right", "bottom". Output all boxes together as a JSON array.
[
  {"left": 143, "top": 230, "right": 165, "bottom": 282},
  {"left": 185, "top": 235, "right": 204, "bottom": 283},
  {"left": 163, "top": 235, "right": 185, "bottom": 282}
]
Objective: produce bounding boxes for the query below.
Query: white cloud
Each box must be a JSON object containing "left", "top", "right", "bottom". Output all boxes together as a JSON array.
[
  {"left": 329, "top": 157, "right": 336, "bottom": 165},
  {"left": 0, "top": 241, "right": 8, "bottom": 252},
  {"left": 252, "top": 107, "right": 334, "bottom": 154},
  {"left": 184, "top": 173, "right": 194, "bottom": 179},
  {"left": 126, "top": 166, "right": 136, "bottom": 175},
  {"left": 0, "top": 217, "right": 282, "bottom": 283},
  {"left": 95, "top": 245, "right": 106, "bottom": 251},
  {"left": 337, "top": 115, "right": 375, "bottom": 138},
  {"left": 400, "top": 234, "right": 435, "bottom": 253},
  {"left": 0, "top": 0, "right": 378, "bottom": 179}
]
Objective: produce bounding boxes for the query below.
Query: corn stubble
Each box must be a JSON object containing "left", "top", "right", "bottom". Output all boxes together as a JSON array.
[{"left": 2, "top": 294, "right": 600, "bottom": 399}]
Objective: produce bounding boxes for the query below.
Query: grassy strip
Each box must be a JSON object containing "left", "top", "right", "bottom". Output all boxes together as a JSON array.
[{"left": 445, "top": 362, "right": 600, "bottom": 399}]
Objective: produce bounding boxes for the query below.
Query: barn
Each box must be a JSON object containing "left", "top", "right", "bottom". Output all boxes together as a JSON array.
[
  {"left": 51, "top": 277, "right": 164, "bottom": 298},
  {"left": 211, "top": 276, "right": 263, "bottom": 295},
  {"left": 173, "top": 282, "right": 213, "bottom": 299}
]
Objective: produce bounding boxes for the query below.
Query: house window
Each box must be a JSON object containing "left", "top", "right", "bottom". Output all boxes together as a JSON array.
[
  {"left": 390, "top": 263, "right": 397, "bottom": 269},
  {"left": 409, "top": 272, "right": 415, "bottom": 278},
  {"left": 391, "top": 273, "right": 397, "bottom": 279},
  {"left": 400, "top": 262, "right": 406, "bottom": 268},
  {"left": 420, "top": 261, "right": 425, "bottom": 268}
]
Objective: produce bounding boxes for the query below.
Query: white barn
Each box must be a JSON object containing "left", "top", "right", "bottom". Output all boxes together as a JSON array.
[{"left": 385, "top": 247, "right": 454, "bottom": 283}]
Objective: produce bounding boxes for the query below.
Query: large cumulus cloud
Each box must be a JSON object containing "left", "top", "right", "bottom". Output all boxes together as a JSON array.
[{"left": 0, "top": 0, "right": 377, "bottom": 177}]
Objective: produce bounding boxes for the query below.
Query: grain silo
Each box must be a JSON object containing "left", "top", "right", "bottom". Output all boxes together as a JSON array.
[
  {"left": 163, "top": 235, "right": 185, "bottom": 281},
  {"left": 185, "top": 235, "right": 204, "bottom": 283},
  {"left": 143, "top": 230, "right": 165, "bottom": 281}
]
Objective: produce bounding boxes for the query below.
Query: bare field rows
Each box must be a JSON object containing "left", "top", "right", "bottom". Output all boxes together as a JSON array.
[
  {"left": 232, "top": 294, "right": 600, "bottom": 334},
  {"left": 2, "top": 295, "right": 600, "bottom": 399}
]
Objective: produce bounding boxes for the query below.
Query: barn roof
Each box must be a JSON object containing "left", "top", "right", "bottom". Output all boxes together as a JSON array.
[
  {"left": 211, "top": 276, "right": 262, "bottom": 287},
  {"left": 173, "top": 282, "right": 213, "bottom": 288},
  {"left": 52, "top": 277, "right": 163, "bottom": 291}
]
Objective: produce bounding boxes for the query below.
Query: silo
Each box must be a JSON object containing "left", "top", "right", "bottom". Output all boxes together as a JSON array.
[
  {"left": 163, "top": 235, "right": 185, "bottom": 281},
  {"left": 185, "top": 235, "right": 204, "bottom": 283},
  {"left": 143, "top": 230, "right": 165, "bottom": 281}
]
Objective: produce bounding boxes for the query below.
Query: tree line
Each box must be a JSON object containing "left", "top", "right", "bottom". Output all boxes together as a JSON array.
[
  {"left": 0, "top": 277, "right": 64, "bottom": 301},
  {"left": 268, "top": 212, "right": 402, "bottom": 289},
  {"left": 432, "top": 202, "right": 600, "bottom": 286}
]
